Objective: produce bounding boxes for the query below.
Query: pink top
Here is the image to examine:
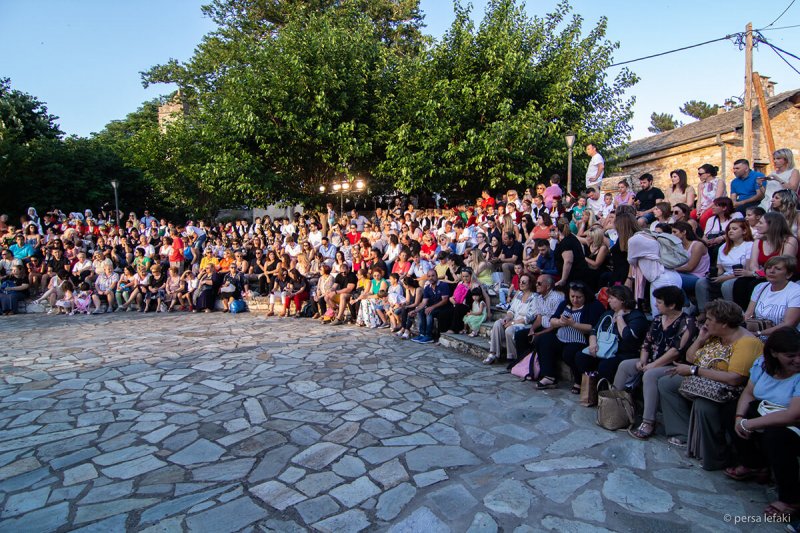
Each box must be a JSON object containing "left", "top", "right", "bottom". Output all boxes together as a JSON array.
[{"left": 544, "top": 184, "right": 563, "bottom": 209}]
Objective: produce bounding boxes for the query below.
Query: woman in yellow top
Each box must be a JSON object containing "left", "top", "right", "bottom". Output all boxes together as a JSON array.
[
  {"left": 199, "top": 248, "right": 219, "bottom": 271},
  {"left": 658, "top": 299, "right": 763, "bottom": 470}
]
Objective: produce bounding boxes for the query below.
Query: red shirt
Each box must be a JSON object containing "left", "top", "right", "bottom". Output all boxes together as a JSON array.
[
  {"left": 169, "top": 236, "right": 185, "bottom": 262},
  {"left": 346, "top": 231, "right": 361, "bottom": 245}
]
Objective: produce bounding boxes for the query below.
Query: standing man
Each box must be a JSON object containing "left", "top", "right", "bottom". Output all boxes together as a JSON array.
[
  {"left": 585, "top": 144, "right": 605, "bottom": 190},
  {"left": 730, "top": 159, "right": 765, "bottom": 216},
  {"left": 634, "top": 173, "right": 665, "bottom": 227}
]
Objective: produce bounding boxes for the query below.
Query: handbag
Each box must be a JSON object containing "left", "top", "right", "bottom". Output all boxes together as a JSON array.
[
  {"left": 757, "top": 400, "right": 800, "bottom": 437},
  {"left": 581, "top": 314, "right": 618, "bottom": 359},
  {"left": 678, "top": 357, "right": 743, "bottom": 403},
  {"left": 744, "top": 318, "right": 773, "bottom": 334},
  {"left": 596, "top": 379, "right": 635, "bottom": 431},
  {"left": 511, "top": 352, "right": 540, "bottom": 380},
  {"left": 580, "top": 372, "right": 599, "bottom": 407}
]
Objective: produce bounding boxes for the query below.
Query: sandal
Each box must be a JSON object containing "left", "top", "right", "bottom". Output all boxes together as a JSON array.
[
  {"left": 482, "top": 354, "right": 497, "bottom": 365},
  {"left": 536, "top": 377, "right": 557, "bottom": 390},
  {"left": 570, "top": 385, "right": 581, "bottom": 395},
  {"left": 724, "top": 465, "right": 770, "bottom": 483},
  {"left": 764, "top": 502, "right": 800, "bottom": 519},
  {"left": 667, "top": 436, "right": 687, "bottom": 448},
  {"left": 628, "top": 421, "right": 655, "bottom": 440},
  {"left": 519, "top": 374, "right": 533, "bottom": 382}
]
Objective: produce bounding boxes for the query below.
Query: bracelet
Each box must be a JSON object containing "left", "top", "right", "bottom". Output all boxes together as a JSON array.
[{"left": 739, "top": 418, "right": 752, "bottom": 433}]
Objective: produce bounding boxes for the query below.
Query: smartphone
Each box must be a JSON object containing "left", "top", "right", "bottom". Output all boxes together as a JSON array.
[{"left": 733, "top": 263, "right": 743, "bottom": 270}]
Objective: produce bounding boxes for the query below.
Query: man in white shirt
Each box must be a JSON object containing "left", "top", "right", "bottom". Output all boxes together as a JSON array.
[
  {"left": 307, "top": 223, "right": 324, "bottom": 250},
  {"left": 585, "top": 144, "right": 605, "bottom": 190},
  {"left": 586, "top": 187, "right": 605, "bottom": 214}
]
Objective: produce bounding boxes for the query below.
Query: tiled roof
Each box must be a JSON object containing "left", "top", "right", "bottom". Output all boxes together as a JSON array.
[{"left": 625, "top": 89, "right": 800, "bottom": 159}]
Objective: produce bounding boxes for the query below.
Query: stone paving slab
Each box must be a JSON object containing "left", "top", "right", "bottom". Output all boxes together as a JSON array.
[{"left": 0, "top": 313, "right": 782, "bottom": 532}]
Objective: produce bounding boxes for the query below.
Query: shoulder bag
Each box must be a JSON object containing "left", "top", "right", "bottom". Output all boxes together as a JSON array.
[
  {"left": 581, "top": 314, "right": 618, "bottom": 359},
  {"left": 678, "top": 356, "right": 743, "bottom": 403}
]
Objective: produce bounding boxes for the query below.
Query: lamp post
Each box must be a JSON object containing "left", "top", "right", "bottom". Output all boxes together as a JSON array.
[
  {"left": 320, "top": 178, "right": 366, "bottom": 215},
  {"left": 110, "top": 179, "right": 120, "bottom": 229},
  {"left": 565, "top": 132, "right": 576, "bottom": 195}
]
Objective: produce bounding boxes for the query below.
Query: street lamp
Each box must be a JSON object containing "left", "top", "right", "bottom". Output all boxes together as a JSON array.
[
  {"left": 325, "top": 178, "right": 368, "bottom": 214},
  {"left": 565, "top": 132, "right": 576, "bottom": 195},
  {"left": 110, "top": 179, "right": 120, "bottom": 229}
]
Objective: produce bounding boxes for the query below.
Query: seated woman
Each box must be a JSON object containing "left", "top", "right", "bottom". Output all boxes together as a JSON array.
[
  {"left": 583, "top": 226, "right": 610, "bottom": 291},
  {"left": 284, "top": 268, "right": 310, "bottom": 317},
  {"left": 732, "top": 212, "right": 798, "bottom": 310},
  {"left": 312, "top": 264, "right": 335, "bottom": 318},
  {"left": 658, "top": 299, "right": 763, "bottom": 470},
  {"left": 575, "top": 285, "right": 648, "bottom": 385},
  {"left": 744, "top": 255, "right": 800, "bottom": 340},
  {"left": 192, "top": 264, "right": 218, "bottom": 313},
  {"left": 672, "top": 221, "right": 710, "bottom": 294},
  {"left": 91, "top": 262, "right": 119, "bottom": 313},
  {"left": 396, "top": 277, "right": 422, "bottom": 339},
  {"left": 614, "top": 286, "right": 696, "bottom": 440},
  {"left": 532, "top": 282, "right": 605, "bottom": 392},
  {"left": 727, "top": 327, "right": 800, "bottom": 520},
  {"left": 484, "top": 273, "right": 536, "bottom": 365},
  {"left": 449, "top": 268, "right": 489, "bottom": 334},
  {"left": 695, "top": 219, "right": 753, "bottom": 322}
]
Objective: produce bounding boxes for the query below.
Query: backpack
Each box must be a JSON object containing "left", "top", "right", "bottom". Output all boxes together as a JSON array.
[
  {"left": 300, "top": 301, "right": 316, "bottom": 318},
  {"left": 641, "top": 230, "right": 689, "bottom": 269},
  {"left": 230, "top": 299, "right": 247, "bottom": 314}
]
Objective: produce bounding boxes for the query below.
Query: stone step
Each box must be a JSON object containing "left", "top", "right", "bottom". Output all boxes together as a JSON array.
[{"left": 438, "top": 331, "right": 573, "bottom": 378}]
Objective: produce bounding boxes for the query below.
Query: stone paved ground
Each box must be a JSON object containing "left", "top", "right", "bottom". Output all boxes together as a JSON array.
[{"left": 0, "top": 313, "right": 783, "bottom": 532}]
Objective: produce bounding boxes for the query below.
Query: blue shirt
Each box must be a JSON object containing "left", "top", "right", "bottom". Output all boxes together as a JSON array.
[
  {"left": 9, "top": 243, "right": 35, "bottom": 260},
  {"left": 750, "top": 356, "right": 800, "bottom": 407},
  {"left": 423, "top": 281, "right": 450, "bottom": 306},
  {"left": 730, "top": 170, "right": 765, "bottom": 203}
]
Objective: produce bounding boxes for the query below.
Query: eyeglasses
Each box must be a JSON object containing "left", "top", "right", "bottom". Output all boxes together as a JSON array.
[
  {"left": 672, "top": 210, "right": 682, "bottom": 215},
  {"left": 536, "top": 281, "right": 545, "bottom": 286},
  {"left": 697, "top": 171, "right": 707, "bottom": 176}
]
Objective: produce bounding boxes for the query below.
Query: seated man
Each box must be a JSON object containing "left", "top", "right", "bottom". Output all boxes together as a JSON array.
[
  {"left": 325, "top": 263, "right": 357, "bottom": 325},
  {"left": 409, "top": 269, "right": 452, "bottom": 344},
  {"left": 513, "top": 274, "right": 564, "bottom": 362}
]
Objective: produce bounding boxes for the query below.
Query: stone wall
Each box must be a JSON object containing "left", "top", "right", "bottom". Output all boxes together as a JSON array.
[{"left": 614, "top": 101, "right": 800, "bottom": 194}]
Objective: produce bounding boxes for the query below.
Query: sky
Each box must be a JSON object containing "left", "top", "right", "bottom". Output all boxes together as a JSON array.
[{"left": 1, "top": 0, "right": 799, "bottom": 141}]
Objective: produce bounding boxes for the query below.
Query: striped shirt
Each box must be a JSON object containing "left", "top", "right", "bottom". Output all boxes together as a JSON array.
[{"left": 557, "top": 308, "right": 587, "bottom": 344}]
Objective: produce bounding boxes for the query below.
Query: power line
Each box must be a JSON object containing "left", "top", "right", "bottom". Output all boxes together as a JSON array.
[
  {"left": 764, "top": 0, "right": 796, "bottom": 28},
  {"left": 609, "top": 34, "right": 736, "bottom": 67},
  {"left": 757, "top": 37, "right": 800, "bottom": 76},
  {"left": 757, "top": 23, "right": 800, "bottom": 32}
]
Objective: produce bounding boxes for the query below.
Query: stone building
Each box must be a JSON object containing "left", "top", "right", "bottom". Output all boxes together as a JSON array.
[
  {"left": 157, "top": 91, "right": 189, "bottom": 133},
  {"left": 610, "top": 86, "right": 800, "bottom": 192}
]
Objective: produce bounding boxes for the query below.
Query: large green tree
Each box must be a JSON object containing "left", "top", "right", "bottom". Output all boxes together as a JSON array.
[
  {"left": 648, "top": 112, "right": 681, "bottom": 134},
  {"left": 378, "top": 0, "right": 637, "bottom": 195},
  {"left": 0, "top": 79, "right": 149, "bottom": 218}
]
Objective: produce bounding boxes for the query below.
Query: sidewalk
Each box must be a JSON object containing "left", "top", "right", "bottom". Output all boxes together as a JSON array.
[{"left": 0, "top": 313, "right": 781, "bottom": 532}]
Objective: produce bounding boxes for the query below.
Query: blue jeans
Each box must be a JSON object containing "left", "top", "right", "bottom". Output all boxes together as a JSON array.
[{"left": 678, "top": 272, "right": 700, "bottom": 294}]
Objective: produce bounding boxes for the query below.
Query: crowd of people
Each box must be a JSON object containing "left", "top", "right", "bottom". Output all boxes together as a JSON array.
[{"left": 2, "top": 144, "right": 800, "bottom": 521}]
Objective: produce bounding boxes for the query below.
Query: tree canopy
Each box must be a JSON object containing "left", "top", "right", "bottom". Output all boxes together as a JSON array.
[{"left": 648, "top": 112, "right": 681, "bottom": 134}]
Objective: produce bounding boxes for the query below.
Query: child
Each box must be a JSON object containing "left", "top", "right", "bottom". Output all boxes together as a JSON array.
[
  {"left": 599, "top": 193, "right": 615, "bottom": 220},
  {"left": 543, "top": 175, "right": 563, "bottom": 210},
  {"left": 569, "top": 196, "right": 587, "bottom": 233},
  {"left": 55, "top": 281, "right": 76, "bottom": 315},
  {"left": 35, "top": 269, "right": 68, "bottom": 313},
  {"left": 374, "top": 289, "right": 390, "bottom": 328},
  {"left": 73, "top": 282, "right": 93, "bottom": 314},
  {"left": 165, "top": 266, "right": 185, "bottom": 312},
  {"left": 179, "top": 270, "right": 197, "bottom": 311},
  {"left": 463, "top": 287, "right": 487, "bottom": 337},
  {"left": 498, "top": 263, "right": 523, "bottom": 310},
  {"left": 386, "top": 273, "right": 406, "bottom": 331}
]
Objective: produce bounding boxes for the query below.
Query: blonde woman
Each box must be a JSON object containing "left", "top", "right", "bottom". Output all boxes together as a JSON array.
[
  {"left": 584, "top": 225, "right": 610, "bottom": 290},
  {"left": 761, "top": 148, "right": 800, "bottom": 210}
]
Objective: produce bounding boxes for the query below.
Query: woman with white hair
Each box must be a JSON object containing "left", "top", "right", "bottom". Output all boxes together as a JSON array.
[{"left": 761, "top": 148, "right": 799, "bottom": 210}]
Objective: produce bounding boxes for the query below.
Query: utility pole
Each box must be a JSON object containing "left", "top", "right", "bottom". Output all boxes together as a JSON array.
[{"left": 743, "top": 22, "right": 753, "bottom": 163}]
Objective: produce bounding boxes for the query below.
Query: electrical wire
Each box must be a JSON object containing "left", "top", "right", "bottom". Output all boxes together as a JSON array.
[
  {"left": 763, "top": 0, "right": 796, "bottom": 28},
  {"left": 609, "top": 35, "right": 735, "bottom": 67},
  {"left": 757, "top": 23, "right": 800, "bottom": 32},
  {"left": 759, "top": 39, "right": 800, "bottom": 76},
  {"left": 756, "top": 37, "right": 800, "bottom": 62}
]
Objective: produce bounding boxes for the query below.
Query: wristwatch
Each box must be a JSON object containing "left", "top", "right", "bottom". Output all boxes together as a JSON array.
[{"left": 690, "top": 365, "right": 699, "bottom": 376}]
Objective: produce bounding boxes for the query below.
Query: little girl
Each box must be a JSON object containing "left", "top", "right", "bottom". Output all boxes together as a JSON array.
[
  {"left": 462, "top": 287, "right": 487, "bottom": 337},
  {"left": 179, "top": 270, "right": 197, "bottom": 311},
  {"left": 55, "top": 281, "right": 76, "bottom": 315},
  {"left": 386, "top": 273, "right": 406, "bottom": 331},
  {"left": 73, "top": 282, "right": 93, "bottom": 314}
]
